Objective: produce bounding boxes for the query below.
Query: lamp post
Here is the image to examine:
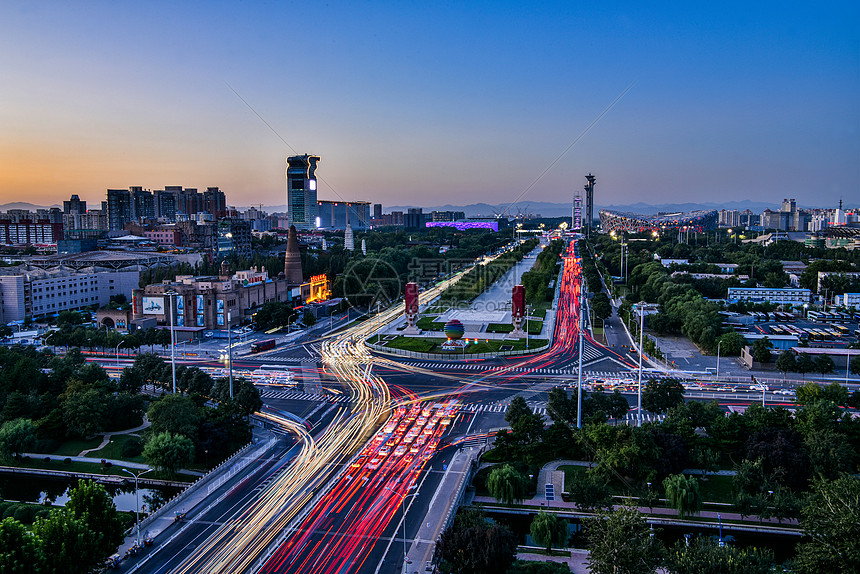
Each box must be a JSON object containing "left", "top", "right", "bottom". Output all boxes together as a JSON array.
[
  {"left": 577, "top": 282, "right": 584, "bottom": 429},
  {"left": 165, "top": 290, "right": 177, "bottom": 393},
  {"left": 716, "top": 340, "right": 722, "bottom": 380},
  {"left": 526, "top": 305, "right": 531, "bottom": 349},
  {"left": 122, "top": 467, "right": 153, "bottom": 549},
  {"left": 115, "top": 340, "right": 125, "bottom": 372},
  {"left": 227, "top": 311, "right": 233, "bottom": 400},
  {"left": 637, "top": 304, "right": 645, "bottom": 427},
  {"left": 385, "top": 485, "right": 419, "bottom": 571}
]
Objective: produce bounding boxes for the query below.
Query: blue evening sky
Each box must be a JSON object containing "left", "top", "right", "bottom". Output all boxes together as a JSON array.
[{"left": 1, "top": 1, "right": 857, "bottom": 210}]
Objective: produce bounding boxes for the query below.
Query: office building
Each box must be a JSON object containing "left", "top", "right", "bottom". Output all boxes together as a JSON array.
[
  {"left": 0, "top": 267, "right": 139, "bottom": 322},
  {"left": 373, "top": 204, "right": 382, "bottom": 220},
  {"left": 286, "top": 155, "right": 320, "bottom": 230},
  {"left": 137, "top": 266, "right": 324, "bottom": 329},
  {"left": 726, "top": 287, "right": 812, "bottom": 305},
  {"left": 0, "top": 220, "right": 64, "bottom": 245},
  {"left": 215, "top": 219, "right": 251, "bottom": 259},
  {"left": 404, "top": 208, "right": 428, "bottom": 230}
]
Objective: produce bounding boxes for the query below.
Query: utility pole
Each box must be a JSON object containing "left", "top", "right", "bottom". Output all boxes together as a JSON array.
[
  {"left": 228, "top": 311, "right": 233, "bottom": 400},
  {"left": 166, "top": 290, "right": 177, "bottom": 393},
  {"left": 637, "top": 304, "right": 644, "bottom": 427},
  {"left": 577, "top": 282, "right": 584, "bottom": 428}
]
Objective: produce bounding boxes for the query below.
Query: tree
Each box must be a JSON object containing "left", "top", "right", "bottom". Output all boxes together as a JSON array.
[
  {"left": 143, "top": 432, "right": 195, "bottom": 476},
  {"left": 664, "top": 536, "right": 775, "bottom": 574},
  {"left": 66, "top": 480, "right": 124, "bottom": 557},
  {"left": 569, "top": 473, "right": 613, "bottom": 513},
  {"left": 302, "top": 310, "right": 316, "bottom": 327},
  {"left": 212, "top": 377, "right": 262, "bottom": 416},
  {"left": 584, "top": 506, "right": 663, "bottom": 574},
  {"left": 717, "top": 331, "right": 745, "bottom": 356},
  {"left": 505, "top": 396, "right": 532, "bottom": 427},
  {"left": 775, "top": 351, "right": 796, "bottom": 379},
  {"left": 60, "top": 382, "right": 107, "bottom": 438},
  {"left": 147, "top": 394, "right": 201, "bottom": 438},
  {"left": 815, "top": 354, "right": 835, "bottom": 374},
  {"left": 435, "top": 509, "right": 517, "bottom": 574},
  {"left": 591, "top": 292, "right": 612, "bottom": 321},
  {"left": 34, "top": 510, "right": 103, "bottom": 574},
  {"left": 745, "top": 428, "right": 808, "bottom": 490},
  {"left": 529, "top": 511, "right": 568, "bottom": 554},
  {"left": 0, "top": 418, "right": 36, "bottom": 460},
  {"left": 850, "top": 355, "right": 860, "bottom": 377},
  {"left": 641, "top": 378, "right": 685, "bottom": 414},
  {"left": 546, "top": 387, "right": 576, "bottom": 425},
  {"left": 662, "top": 474, "right": 702, "bottom": 519},
  {"left": 751, "top": 337, "right": 773, "bottom": 364},
  {"left": 692, "top": 446, "right": 720, "bottom": 479},
  {"left": 486, "top": 463, "right": 530, "bottom": 505},
  {"left": 795, "top": 476, "right": 860, "bottom": 573},
  {"left": 795, "top": 353, "right": 815, "bottom": 380},
  {"left": 0, "top": 517, "right": 46, "bottom": 573}
]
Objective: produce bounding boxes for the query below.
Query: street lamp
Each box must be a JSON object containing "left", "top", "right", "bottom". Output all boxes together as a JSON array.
[
  {"left": 122, "top": 467, "right": 153, "bottom": 549},
  {"left": 577, "top": 282, "right": 584, "bottom": 429},
  {"left": 165, "top": 290, "right": 177, "bottom": 393},
  {"left": 636, "top": 304, "right": 645, "bottom": 427},
  {"left": 716, "top": 340, "right": 722, "bottom": 380},
  {"left": 115, "top": 340, "right": 125, "bottom": 372},
  {"left": 385, "top": 485, "right": 419, "bottom": 570},
  {"left": 227, "top": 311, "right": 233, "bottom": 400}
]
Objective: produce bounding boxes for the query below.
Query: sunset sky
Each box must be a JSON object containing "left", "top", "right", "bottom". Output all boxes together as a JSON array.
[{"left": 1, "top": 1, "right": 858, "bottom": 210}]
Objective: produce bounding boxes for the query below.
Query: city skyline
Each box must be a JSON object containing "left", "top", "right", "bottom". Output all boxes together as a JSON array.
[{"left": 1, "top": 1, "right": 858, "bottom": 209}]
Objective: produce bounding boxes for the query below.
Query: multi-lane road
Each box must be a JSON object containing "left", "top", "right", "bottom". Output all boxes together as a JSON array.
[{"left": 102, "top": 238, "right": 816, "bottom": 573}]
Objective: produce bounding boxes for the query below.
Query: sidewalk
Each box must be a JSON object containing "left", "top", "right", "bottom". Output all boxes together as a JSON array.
[
  {"left": 404, "top": 447, "right": 480, "bottom": 574},
  {"left": 116, "top": 431, "right": 281, "bottom": 567}
]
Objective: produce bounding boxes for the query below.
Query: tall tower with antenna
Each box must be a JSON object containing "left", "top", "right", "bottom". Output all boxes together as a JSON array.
[{"left": 584, "top": 173, "right": 596, "bottom": 235}]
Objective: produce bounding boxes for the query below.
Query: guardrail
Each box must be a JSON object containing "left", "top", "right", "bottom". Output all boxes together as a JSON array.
[{"left": 131, "top": 436, "right": 272, "bottom": 534}]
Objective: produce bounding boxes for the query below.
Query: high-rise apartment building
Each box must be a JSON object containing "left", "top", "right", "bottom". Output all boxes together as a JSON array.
[
  {"left": 107, "top": 189, "right": 133, "bottom": 230},
  {"left": 373, "top": 204, "right": 382, "bottom": 220},
  {"left": 286, "top": 155, "right": 320, "bottom": 229}
]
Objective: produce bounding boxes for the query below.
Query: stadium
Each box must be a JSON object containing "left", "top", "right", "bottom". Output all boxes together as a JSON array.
[{"left": 599, "top": 209, "right": 718, "bottom": 233}]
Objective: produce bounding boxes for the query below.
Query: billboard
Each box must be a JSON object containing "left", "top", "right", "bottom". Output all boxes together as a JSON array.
[
  {"left": 405, "top": 282, "right": 418, "bottom": 315},
  {"left": 512, "top": 285, "right": 525, "bottom": 318},
  {"left": 142, "top": 296, "right": 165, "bottom": 315}
]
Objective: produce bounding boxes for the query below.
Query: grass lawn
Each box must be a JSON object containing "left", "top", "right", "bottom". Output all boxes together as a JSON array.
[
  {"left": 695, "top": 473, "right": 735, "bottom": 504},
  {"left": 48, "top": 437, "right": 103, "bottom": 457},
  {"left": 87, "top": 434, "right": 145, "bottom": 464},
  {"left": 531, "top": 308, "right": 547, "bottom": 320},
  {"left": 558, "top": 464, "right": 589, "bottom": 492},
  {"left": 526, "top": 320, "right": 543, "bottom": 335},
  {"left": 416, "top": 316, "right": 445, "bottom": 331},
  {"left": 486, "top": 323, "right": 514, "bottom": 333}
]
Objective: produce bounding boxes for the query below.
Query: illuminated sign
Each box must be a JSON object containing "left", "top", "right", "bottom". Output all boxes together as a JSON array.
[
  {"left": 142, "top": 297, "right": 165, "bottom": 315},
  {"left": 306, "top": 274, "right": 330, "bottom": 303},
  {"left": 309, "top": 179, "right": 317, "bottom": 191}
]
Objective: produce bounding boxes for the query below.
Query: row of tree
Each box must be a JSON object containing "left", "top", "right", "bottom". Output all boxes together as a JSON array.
[
  {"left": 0, "top": 480, "right": 127, "bottom": 574},
  {"left": 520, "top": 239, "right": 565, "bottom": 306}
]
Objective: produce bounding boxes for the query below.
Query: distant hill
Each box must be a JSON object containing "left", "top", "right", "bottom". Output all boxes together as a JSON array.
[{"left": 0, "top": 202, "right": 59, "bottom": 211}]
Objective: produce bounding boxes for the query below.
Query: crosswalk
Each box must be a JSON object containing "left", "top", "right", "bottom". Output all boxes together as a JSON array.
[
  {"left": 259, "top": 389, "right": 350, "bottom": 403},
  {"left": 401, "top": 361, "right": 624, "bottom": 378},
  {"left": 458, "top": 401, "right": 665, "bottom": 423}
]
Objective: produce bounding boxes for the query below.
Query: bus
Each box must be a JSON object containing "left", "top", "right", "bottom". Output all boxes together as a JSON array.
[
  {"left": 250, "top": 339, "right": 277, "bottom": 353},
  {"left": 834, "top": 325, "right": 850, "bottom": 336},
  {"left": 769, "top": 325, "right": 784, "bottom": 335}
]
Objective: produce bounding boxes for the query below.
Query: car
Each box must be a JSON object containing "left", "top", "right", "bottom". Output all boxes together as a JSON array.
[
  {"left": 773, "top": 389, "right": 795, "bottom": 396},
  {"left": 366, "top": 457, "right": 382, "bottom": 470}
]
